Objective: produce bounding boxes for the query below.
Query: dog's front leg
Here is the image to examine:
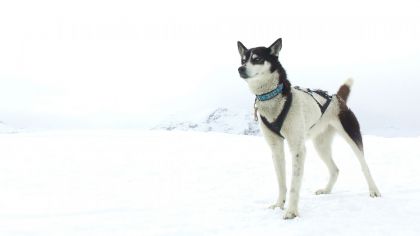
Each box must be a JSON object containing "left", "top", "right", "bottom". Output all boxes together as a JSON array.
[
  {"left": 268, "top": 139, "right": 286, "bottom": 210},
  {"left": 284, "top": 140, "right": 306, "bottom": 219},
  {"left": 260, "top": 124, "right": 287, "bottom": 210}
]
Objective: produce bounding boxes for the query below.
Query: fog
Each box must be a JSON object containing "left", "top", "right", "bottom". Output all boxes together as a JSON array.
[{"left": 1, "top": 0, "right": 419, "bottom": 136}]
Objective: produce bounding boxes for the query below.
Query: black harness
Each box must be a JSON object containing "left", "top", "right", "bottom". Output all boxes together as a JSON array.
[
  {"left": 258, "top": 86, "right": 332, "bottom": 139},
  {"left": 294, "top": 86, "right": 332, "bottom": 114},
  {"left": 259, "top": 92, "right": 293, "bottom": 139}
]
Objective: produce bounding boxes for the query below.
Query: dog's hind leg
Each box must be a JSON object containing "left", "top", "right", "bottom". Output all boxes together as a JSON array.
[
  {"left": 312, "top": 126, "right": 339, "bottom": 195},
  {"left": 332, "top": 109, "right": 381, "bottom": 197}
]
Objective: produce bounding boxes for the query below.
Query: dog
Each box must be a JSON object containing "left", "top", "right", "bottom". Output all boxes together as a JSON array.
[{"left": 237, "top": 38, "right": 381, "bottom": 219}]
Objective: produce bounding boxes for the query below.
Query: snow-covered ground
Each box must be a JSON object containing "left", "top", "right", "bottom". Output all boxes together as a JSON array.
[{"left": 0, "top": 130, "right": 419, "bottom": 235}]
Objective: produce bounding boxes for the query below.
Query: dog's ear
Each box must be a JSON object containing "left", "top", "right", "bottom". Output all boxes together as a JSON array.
[
  {"left": 269, "top": 38, "right": 282, "bottom": 56},
  {"left": 237, "top": 41, "right": 247, "bottom": 57}
]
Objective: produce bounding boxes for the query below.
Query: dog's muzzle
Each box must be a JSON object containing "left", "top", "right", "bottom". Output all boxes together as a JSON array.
[{"left": 238, "top": 66, "right": 249, "bottom": 79}]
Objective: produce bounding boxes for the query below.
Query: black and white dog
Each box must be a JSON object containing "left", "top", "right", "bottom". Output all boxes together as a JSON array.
[{"left": 237, "top": 38, "right": 381, "bottom": 219}]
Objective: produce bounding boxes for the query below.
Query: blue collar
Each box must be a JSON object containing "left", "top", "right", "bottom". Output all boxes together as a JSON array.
[{"left": 256, "top": 83, "right": 284, "bottom": 101}]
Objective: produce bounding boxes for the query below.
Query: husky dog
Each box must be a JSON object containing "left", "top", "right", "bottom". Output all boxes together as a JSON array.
[{"left": 237, "top": 38, "right": 381, "bottom": 219}]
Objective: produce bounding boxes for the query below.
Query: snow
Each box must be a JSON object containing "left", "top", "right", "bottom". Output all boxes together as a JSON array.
[
  {"left": 1, "top": 130, "right": 419, "bottom": 235},
  {"left": 1, "top": 1, "right": 419, "bottom": 234}
]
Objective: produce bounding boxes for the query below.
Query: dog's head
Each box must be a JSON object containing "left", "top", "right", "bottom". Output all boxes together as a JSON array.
[
  {"left": 237, "top": 38, "right": 288, "bottom": 95},
  {"left": 237, "top": 38, "right": 282, "bottom": 79}
]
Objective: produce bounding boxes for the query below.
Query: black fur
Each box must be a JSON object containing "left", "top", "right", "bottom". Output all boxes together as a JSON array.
[
  {"left": 339, "top": 108, "right": 364, "bottom": 152},
  {"left": 237, "top": 41, "right": 247, "bottom": 57}
]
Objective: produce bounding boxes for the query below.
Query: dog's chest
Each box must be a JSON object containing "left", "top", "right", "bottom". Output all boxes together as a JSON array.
[
  {"left": 256, "top": 89, "right": 330, "bottom": 137},
  {"left": 255, "top": 96, "right": 287, "bottom": 123}
]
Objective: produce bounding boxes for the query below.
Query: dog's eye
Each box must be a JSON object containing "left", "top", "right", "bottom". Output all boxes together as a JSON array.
[
  {"left": 254, "top": 57, "right": 262, "bottom": 62},
  {"left": 241, "top": 59, "right": 246, "bottom": 64}
]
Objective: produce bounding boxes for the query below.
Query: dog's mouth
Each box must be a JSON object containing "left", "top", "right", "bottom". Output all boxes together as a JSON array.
[{"left": 239, "top": 72, "right": 249, "bottom": 79}]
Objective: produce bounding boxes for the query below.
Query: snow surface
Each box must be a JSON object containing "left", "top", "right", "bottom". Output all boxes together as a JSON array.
[{"left": 1, "top": 130, "right": 419, "bottom": 235}]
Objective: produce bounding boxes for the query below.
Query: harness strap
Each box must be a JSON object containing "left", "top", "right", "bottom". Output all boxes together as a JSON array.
[
  {"left": 313, "top": 90, "right": 332, "bottom": 113},
  {"left": 259, "top": 92, "right": 293, "bottom": 139},
  {"left": 294, "top": 86, "right": 332, "bottom": 115}
]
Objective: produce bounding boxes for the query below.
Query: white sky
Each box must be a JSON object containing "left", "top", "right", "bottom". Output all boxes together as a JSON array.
[{"left": 0, "top": 0, "right": 419, "bottom": 135}]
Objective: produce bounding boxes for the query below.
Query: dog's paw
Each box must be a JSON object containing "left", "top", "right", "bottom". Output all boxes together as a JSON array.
[
  {"left": 268, "top": 202, "right": 285, "bottom": 210},
  {"left": 315, "top": 188, "right": 331, "bottom": 195},
  {"left": 369, "top": 189, "right": 381, "bottom": 198},
  {"left": 283, "top": 209, "right": 298, "bottom": 220}
]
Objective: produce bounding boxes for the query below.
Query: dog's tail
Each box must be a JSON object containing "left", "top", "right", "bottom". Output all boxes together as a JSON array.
[{"left": 337, "top": 78, "right": 353, "bottom": 103}]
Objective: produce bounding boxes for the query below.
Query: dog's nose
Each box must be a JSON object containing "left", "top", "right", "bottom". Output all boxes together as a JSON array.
[{"left": 238, "top": 66, "right": 248, "bottom": 78}]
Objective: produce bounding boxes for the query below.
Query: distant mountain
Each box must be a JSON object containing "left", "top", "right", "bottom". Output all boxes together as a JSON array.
[
  {"left": 153, "top": 108, "right": 260, "bottom": 136},
  {"left": 0, "top": 121, "right": 19, "bottom": 134}
]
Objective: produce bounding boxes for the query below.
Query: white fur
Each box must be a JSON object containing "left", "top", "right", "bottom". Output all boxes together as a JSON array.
[
  {"left": 244, "top": 62, "right": 275, "bottom": 87},
  {"left": 345, "top": 77, "right": 354, "bottom": 87},
  {"left": 244, "top": 64, "right": 381, "bottom": 219}
]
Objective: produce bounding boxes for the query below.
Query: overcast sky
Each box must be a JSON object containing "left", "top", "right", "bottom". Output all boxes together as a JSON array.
[{"left": 0, "top": 0, "right": 419, "bottom": 136}]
